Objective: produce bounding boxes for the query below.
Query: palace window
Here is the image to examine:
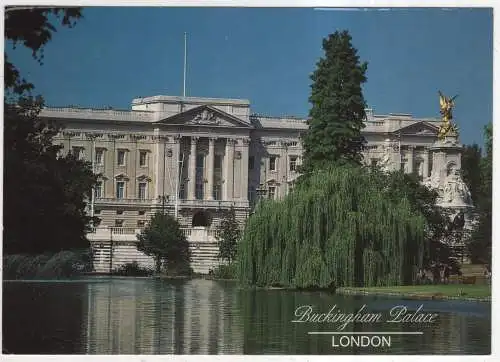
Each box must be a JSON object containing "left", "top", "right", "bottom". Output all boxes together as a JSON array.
[
  {"left": 213, "top": 185, "right": 222, "bottom": 200},
  {"left": 95, "top": 149, "right": 104, "bottom": 165},
  {"left": 400, "top": 158, "right": 407, "bottom": 172},
  {"left": 415, "top": 159, "right": 424, "bottom": 181},
  {"left": 268, "top": 186, "right": 276, "bottom": 200},
  {"left": 214, "top": 154, "right": 223, "bottom": 200},
  {"left": 138, "top": 210, "right": 146, "bottom": 216},
  {"left": 269, "top": 156, "right": 277, "bottom": 171},
  {"left": 117, "top": 150, "right": 126, "bottom": 166},
  {"left": 72, "top": 146, "right": 85, "bottom": 160},
  {"left": 137, "top": 220, "right": 145, "bottom": 228},
  {"left": 138, "top": 182, "right": 147, "bottom": 200},
  {"left": 249, "top": 156, "right": 255, "bottom": 170},
  {"left": 94, "top": 209, "right": 101, "bottom": 215},
  {"left": 139, "top": 151, "right": 148, "bottom": 167},
  {"left": 289, "top": 156, "right": 298, "bottom": 172},
  {"left": 116, "top": 181, "right": 125, "bottom": 199},
  {"left": 370, "top": 158, "right": 378, "bottom": 167},
  {"left": 116, "top": 210, "right": 123, "bottom": 215},
  {"left": 195, "top": 154, "right": 204, "bottom": 200},
  {"left": 179, "top": 183, "right": 186, "bottom": 199},
  {"left": 94, "top": 181, "right": 103, "bottom": 199},
  {"left": 248, "top": 186, "right": 256, "bottom": 203},
  {"left": 115, "top": 219, "right": 124, "bottom": 227}
]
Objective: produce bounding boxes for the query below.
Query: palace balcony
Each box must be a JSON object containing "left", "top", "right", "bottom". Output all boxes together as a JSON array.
[
  {"left": 87, "top": 226, "right": 220, "bottom": 242},
  {"left": 95, "top": 198, "right": 154, "bottom": 207},
  {"left": 175, "top": 199, "right": 249, "bottom": 209},
  {"left": 93, "top": 197, "right": 249, "bottom": 209}
]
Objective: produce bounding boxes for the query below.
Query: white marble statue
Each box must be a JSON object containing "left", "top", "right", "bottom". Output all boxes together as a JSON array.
[
  {"left": 379, "top": 140, "right": 394, "bottom": 172},
  {"left": 437, "top": 170, "right": 473, "bottom": 207}
]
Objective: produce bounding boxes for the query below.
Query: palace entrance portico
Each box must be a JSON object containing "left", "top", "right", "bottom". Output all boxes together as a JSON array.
[{"left": 152, "top": 105, "right": 252, "bottom": 218}]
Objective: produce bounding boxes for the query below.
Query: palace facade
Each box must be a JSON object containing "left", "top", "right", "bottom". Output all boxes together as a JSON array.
[{"left": 40, "top": 94, "right": 469, "bottom": 273}]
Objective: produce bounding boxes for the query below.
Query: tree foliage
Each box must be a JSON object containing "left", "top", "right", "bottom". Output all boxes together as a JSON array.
[
  {"left": 369, "top": 169, "right": 460, "bottom": 266},
  {"left": 468, "top": 123, "right": 492, "bottom": 264},
  {"left": 136, "top": 213, "right": 191, "bottom": 274},
  {"left": 5, "top": 7, "right": 82, "bottom": 95},
  {"left": 3, "top": 7, "right": 97, "bottom": 256},
  {"left": 301, "top": 30, "right": 368, "bottom": 172},
  {"left": 4, "top": 99, "right": 98, "bottom": 254},
  {"left": 237, "top": 166, "right": 426, "bottom": 288},
  {"left": 461, "top": 143, "right": 482, "bottom": 205},
  {"left": 216, "top": 206, "right": 241, "bottom": 264}
]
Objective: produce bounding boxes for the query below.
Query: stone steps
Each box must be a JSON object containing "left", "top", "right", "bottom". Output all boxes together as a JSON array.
[{"left": 90, "top": 239, "right": 221, "bottom": 275}]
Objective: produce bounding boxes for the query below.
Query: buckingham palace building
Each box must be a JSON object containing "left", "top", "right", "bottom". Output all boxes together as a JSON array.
[{"left": 39, "top": 94, "right": 473, "bottom": 273}]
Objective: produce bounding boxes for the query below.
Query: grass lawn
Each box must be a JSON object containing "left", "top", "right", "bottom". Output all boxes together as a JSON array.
[{"left": 339, "top": 284, "right": 491, "bottom": 299}]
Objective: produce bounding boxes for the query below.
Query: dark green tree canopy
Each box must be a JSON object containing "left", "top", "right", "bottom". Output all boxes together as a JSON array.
[
  {"left": 136, "top": 212, "right": 191, "bottom": 274},
  {"left": 461, "top": 143, "right": 482, "bottom": 205},
  {"left": 468, "top": 123, "right": 492, "bottom": 264},
  {"left": 3, "top": 7, "right": 98, "bottom": 256},
  {"left": 216, "top": 206, "right": 241, "bottom": 264},
  {"left": 301, "top": 30, "right": 368, "bottom": 172}
]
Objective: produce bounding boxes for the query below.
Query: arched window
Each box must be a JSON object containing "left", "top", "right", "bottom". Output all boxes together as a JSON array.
[{"left": 192, "top": 210, "right": 211, "bottom": 227}]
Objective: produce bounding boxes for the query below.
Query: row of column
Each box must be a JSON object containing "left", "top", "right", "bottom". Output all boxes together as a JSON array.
[
  {"left": 159, "top": 135, "right": 249, "bottom": 201},
  {"left": 404, "top": 145, "right": 430, "bottom": 178}
]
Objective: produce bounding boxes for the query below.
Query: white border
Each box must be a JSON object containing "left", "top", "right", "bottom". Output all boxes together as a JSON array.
[{"left": 1, "top": 1, "right": 498, "bottom": 362}]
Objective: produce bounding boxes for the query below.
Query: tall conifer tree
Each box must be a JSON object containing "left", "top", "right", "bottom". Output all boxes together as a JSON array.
[{"left": 302, "top": 30, "right": 368, "bottom": 172}]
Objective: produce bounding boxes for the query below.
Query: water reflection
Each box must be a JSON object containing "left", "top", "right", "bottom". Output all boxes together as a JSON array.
[
  {"left": 2, "top": 278, "right": 490, "bottom": 354},
  {"left": 83, "top": 278, "right": 244, "bottom": 354}
]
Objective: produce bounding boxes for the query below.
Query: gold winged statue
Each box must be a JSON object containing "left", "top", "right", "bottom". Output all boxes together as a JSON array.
[{"left": 438, "top": 91, "right": 459, "bottom": 140}]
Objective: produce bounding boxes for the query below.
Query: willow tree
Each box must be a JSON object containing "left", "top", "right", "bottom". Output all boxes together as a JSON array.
[
  {"left": 301, "top": 30, "right": 368, "bottom": 172},
  {"left": 237, "top": 166, "right": 425, "bottom": 288}
]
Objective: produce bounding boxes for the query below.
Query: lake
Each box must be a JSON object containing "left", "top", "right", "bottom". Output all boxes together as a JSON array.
[{"left": 2, "top": 277, "right": 491, "bottom": 354}]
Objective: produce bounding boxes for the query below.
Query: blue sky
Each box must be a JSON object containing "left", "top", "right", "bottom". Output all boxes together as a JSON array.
[{"left": 7, "top": 7, "right": 493, "bottom": 146}]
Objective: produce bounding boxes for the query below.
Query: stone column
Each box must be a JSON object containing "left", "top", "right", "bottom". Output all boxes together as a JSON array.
[
  {"left": 423, "top": 149, "right": 430, "bottom": 179},
  {"left": 224, "top": 138, "right": 235, "bottom": 200},
  {"left": 240, "top": 138, "right": 250, "bottom": 201},
  {"left": 173, "top": 135, "right": 181, "bottom": 199},
  {"left": 407, "top": 146, "right": 414, "bottom": 174},
  {"left": 205, "top": 137, "right": 216, "bottom": 200},
  {"left": 153, "top": 129, "right": 162, "bottom": 200},
  {"left": 188, "top": 136, "right": 198, "bottom": 200}
]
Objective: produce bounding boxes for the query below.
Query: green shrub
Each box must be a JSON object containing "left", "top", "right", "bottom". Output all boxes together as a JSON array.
[
  {"left": 112, "top": 261, "right": 154, "bottom": 276},
  {"left": 3, "top": 250, "right": 92, "bottom": 279},
  {"left": 213, "top": 263, "right": 237, "bottom": 280}
]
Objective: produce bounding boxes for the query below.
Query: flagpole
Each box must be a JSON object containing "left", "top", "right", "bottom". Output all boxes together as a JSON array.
[{"left": 183, "top": 32, "right": 187, "bottom": 98}]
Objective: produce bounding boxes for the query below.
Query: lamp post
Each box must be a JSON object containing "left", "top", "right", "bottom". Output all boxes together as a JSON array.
[
  {"left": 253, "top": 184, "right": 268, "bottom": 213},
  {"left": 158, "top": 195, "right": 170, "bottom": 215}
]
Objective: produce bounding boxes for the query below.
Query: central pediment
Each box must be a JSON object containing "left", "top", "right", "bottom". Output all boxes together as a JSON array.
[
  {"left": 393, "top": 121, "right": 439, "bottom": 136},
  {"left": 155, "top": 105, "right": 252, "bottom": 128}
]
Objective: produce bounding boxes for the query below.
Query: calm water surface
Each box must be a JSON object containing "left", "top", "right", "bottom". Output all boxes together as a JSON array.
[{"left": 2, "top": 277, "right": 491, "bottom": 354}]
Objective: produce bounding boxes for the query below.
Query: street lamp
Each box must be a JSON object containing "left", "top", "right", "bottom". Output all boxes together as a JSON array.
[{"left": 253, "top": 184, "right": 268, "bottom": 213}]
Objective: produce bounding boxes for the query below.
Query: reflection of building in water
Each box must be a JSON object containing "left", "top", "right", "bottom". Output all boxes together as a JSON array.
[
  {"left": 85, "top": 280, "right": 157, "bottom": 354},
  {"left": 83, "top": 279, "right": 244, "bottom": 354},
  {"left": 181, "top": 279, "right": 245, "bottom": 354}
]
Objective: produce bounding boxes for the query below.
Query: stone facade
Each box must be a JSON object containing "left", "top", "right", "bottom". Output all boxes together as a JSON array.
[{"left": 40, "top": 95, "right": 473, "bottom": 272}]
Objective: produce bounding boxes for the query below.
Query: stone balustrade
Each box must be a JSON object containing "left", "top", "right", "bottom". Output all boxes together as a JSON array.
[
  {"left": 41, "top": 107, "right": 154, "bottom": 122},
  {"left": 87, "top": 226, "right": 222, "bottom": 274},
  {"left": 95, "top": 197, "right": 154, "bottom": 206}
]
